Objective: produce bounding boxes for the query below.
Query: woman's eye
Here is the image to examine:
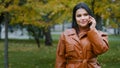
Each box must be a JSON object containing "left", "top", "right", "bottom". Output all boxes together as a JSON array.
[
  {"left": 84, "top": 13, "right": 88, "bottom": 16},
  {"left": 77, "top": 14, "right": 81, "bottom": 17}
]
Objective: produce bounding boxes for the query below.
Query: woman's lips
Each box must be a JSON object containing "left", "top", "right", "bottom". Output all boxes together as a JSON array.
[{"left": 81, "top": 20, "right": 87, "bottom": 23}]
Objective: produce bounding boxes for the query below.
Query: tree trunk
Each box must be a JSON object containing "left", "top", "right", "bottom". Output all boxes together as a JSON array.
[
  {"left": 118, "top": 27, "right": 120, "bottom": 35},
  {"left": 0, "top": 25, "right": 1, "bottom": 39},
  {"left": 114, "top": 28, "right": 117, "bottom": 35},
  {"left": 43, "top": 27, "right": 52, "bottom": 46},
  {"left": 4, "top": 12, "right": 9, "bottom": 68},
  {"left": 32, "top": 30, "right": 40, "bottom": 48},
  {"left": 34, "top": 36, "right": 40, "bottom": 48},
  {"left": 0, "top": 13, "right": 4, "bottom": 39},
  {"left": 27, "top": 25, "right": 40, "bottom": 48}
]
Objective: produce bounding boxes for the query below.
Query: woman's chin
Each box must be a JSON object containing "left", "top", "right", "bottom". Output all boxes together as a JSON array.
[{"left": 79, "top": 24, "right": 89, "bottom": 28}]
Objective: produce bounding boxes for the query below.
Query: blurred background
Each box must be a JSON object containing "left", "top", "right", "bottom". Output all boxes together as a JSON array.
[{"left": 0, "top": 0, "right": 120, "bottom": 68}]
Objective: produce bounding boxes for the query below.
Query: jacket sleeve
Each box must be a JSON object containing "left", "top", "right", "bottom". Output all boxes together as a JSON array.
[
  {"left": 87, "top": 28, "right": 109, "bottom": 55},
  {"left": 55, "top": 33, "right": 66, "bottom": 68}
]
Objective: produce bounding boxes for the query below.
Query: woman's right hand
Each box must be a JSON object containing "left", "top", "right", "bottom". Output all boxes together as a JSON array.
[{"left": 89, "top": 16, "right": 96, "bottom": 29}]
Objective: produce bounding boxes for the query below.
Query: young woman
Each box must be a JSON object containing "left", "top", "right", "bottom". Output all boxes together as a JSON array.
[{"left": 55, "top": 2, "right": 109, "bottom": 68}]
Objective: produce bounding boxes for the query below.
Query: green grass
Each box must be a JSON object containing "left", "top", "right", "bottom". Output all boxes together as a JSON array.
[
  {"left": 0, "top": 35, "right": 120, "bottom": 68},
  {"left": 98, "top": 35, "right": 120, "bottom": 68},
  {"left": 0, "top": 40, "right": 57, "bottom": 68}
]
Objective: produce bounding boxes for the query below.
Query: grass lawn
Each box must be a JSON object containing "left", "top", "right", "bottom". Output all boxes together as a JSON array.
[{"left": 0, "top": 34, "right": 120, "bottom": 68}]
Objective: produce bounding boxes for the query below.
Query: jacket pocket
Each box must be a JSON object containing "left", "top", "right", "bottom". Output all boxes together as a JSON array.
[
  {"left": 66, "top": 45, "right": 74, "bottom": 52},
  {"left": 65, "top": 45, "right": 77, "bottom": 58}
]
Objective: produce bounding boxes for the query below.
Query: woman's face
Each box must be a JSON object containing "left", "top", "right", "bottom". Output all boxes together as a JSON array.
[{"left": 75, "top": 8, "right": 90, "bottom": 28}]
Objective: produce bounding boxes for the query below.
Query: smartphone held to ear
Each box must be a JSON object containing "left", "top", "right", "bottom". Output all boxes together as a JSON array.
[
  {"left": 89, "top": 22, "right": 92, "bottom": 27},
  {"left": 88, "top": 15, "right": 96, "bottom": 29}
]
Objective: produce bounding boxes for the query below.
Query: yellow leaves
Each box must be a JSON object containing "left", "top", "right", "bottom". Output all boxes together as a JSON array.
[
  {"left": 13, "top": 0, "right": 19, "bottom": 5},
  {"left": 4, "top": 0, "right": 11, "bottom": 3},
  {"left": 94, "top": 1, "right": 107, "bottom": 15},
  {"left": 111, "top": 23, "right": 118, "bottom": 28},
  {"left": 93, "top": 0, "right": 120, "bottom": 21},
  {"left": 109, "top": 19, "right": 118, "bottom": 28},
  {"left": 118, "top": 19, "right": 120, "bottom": 23},
  {"left": 0, "top": 5, "right": 5, "bottom": 13},
  {"left": 1, "top": 0, "right": 119, "bottom": 28},
  {"left": 5, "top": 5, "right": 20, "bottom": 12},
  {"left": 102, "top": 0, "right": 108, "bottom": 3}
]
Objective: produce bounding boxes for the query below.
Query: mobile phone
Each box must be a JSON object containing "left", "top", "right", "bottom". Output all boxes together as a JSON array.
[
  {"left": 89, "top": 16, "right": 92, "bottom": 27},
  {"left": 89, "top": 22, "right": 92, "bottom": 27}
]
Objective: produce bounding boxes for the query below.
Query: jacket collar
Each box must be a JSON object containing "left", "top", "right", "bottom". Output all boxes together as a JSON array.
[
  {"left": 78, "top": 32, "right": 87, "bottom": 39},
  {"left": 64, "top": 28, "right": 88, "bottom": 50},
  {"left": 64, "top": 28, "right": 76, "bottom": 36},
  {"left": 64, "top": 28, "right": 87, "bottom": 44},
  {"left": 65, "top": 28, "right": 87, "bottom": 39}
]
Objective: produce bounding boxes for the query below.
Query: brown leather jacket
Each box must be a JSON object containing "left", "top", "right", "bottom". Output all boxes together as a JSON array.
[{"left": 55, "top": 28, "right": 109, "bottom": 68}]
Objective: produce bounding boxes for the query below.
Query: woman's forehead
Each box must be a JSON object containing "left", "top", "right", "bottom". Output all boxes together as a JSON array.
[{"left": 76, "top": 8, "right": 88, "bottom": 14}]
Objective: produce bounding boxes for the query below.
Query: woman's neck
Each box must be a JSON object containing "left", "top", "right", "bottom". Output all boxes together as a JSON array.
[{"left": 79, "top": 26, "right": 90, "bottom": 33}]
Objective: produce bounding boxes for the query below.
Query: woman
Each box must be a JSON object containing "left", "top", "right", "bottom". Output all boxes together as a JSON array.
[{"left": 55, "top": 2, "right": 109, "bottom": 68}]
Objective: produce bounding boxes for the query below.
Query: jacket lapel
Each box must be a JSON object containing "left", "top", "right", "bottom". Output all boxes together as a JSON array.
[
  {"left": 65, "top": 28, "right": 87, "bottom": 50},
  {"left": 66, "top": 29, "right": 82, "bottom": 50}
]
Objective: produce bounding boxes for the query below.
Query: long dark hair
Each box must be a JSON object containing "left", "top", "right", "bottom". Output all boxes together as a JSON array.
[{"left": 72, "top": 2, "right": 94, "bottom": 34}]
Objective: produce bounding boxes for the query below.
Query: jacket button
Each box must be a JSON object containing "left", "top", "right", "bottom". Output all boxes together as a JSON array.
[{"left": 80, "top": 51, "right": 82, "bottom": 54}]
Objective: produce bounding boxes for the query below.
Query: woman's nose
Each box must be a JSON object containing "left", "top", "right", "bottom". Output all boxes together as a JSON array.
[{"left": 81, "top": 16, "right": 85, "bottom": 19}]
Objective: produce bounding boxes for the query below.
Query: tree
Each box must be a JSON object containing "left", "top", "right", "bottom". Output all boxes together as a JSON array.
[
  {"left": 39, "top": 0, "right": 120, "bottom": 31},
  {"left": 109, "top": 0, "right": 120, "bottom": 35},
  {"left": 0, "top": 0, "right": 53, "bottom": 47},
  {"left": 0, "top": 0, "right": 120, "bottom": 46}
]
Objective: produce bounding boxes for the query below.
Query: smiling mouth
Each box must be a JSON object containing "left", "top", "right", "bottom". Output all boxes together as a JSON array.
[{"left": 81, "top": 21, "right": 87, "bottom": 24}]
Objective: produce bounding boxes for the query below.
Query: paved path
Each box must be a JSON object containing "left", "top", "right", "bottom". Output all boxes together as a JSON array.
[
  {"left": 1, "top": 28, "right": 62, "bottom": 39},
  {"left": 1, "top": 25, "right": 114, "bottom": 39}
]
